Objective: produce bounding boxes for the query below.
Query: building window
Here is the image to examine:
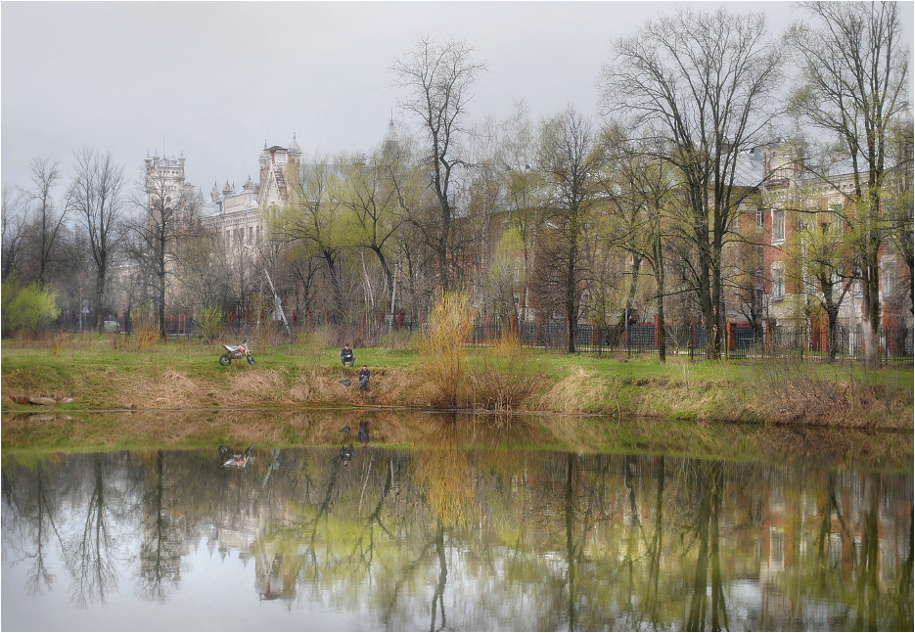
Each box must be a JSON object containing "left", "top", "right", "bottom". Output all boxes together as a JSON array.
[
  {"left": 772, "top": 209, "right": 785, "bottom": 243},
  {"left": 882, "top": 258, "right": 896, "bottom": 295},
  {"left": 756, "top": 207, "right": 765, "bottom": 228},
  {"left": 771, "top": 264, "right": 785, "bottom": 301}
]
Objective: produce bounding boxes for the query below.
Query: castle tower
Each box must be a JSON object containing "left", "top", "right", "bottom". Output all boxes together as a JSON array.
[
  {"left": 257, "top": 135, "right": 302, "bottom": 208},
  {"left": 144, "top": 152, "right": 196, "bottom": 223}
]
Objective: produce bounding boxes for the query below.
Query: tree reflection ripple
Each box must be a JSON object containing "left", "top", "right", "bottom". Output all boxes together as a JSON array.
[{"left": 2, "top": 420, "right": 912, "bottom": 632}]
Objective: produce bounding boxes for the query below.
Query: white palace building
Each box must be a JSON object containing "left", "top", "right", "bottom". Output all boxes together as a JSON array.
[{"left": 199, "top": 135, "right": 302, "bottom": 250}]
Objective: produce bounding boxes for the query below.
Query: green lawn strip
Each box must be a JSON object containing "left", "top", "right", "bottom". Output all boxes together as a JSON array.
[{"left": 2, "top": 341, "right": 911, "bottom": 423}]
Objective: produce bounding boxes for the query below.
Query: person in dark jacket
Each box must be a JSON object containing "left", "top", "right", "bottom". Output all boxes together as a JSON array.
[
  {"left": 358, "top": 365, "right": 371, "bottom": 392},
  {"left": 341, "top": 344, "right": 355, "bottom": 367},
  {"left": 340, "top": 444, "right": 354, "bottom": 466}
]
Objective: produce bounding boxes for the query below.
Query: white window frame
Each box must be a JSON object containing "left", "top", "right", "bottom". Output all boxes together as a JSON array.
[
  {"left": 771, "top": 263, "right": 785, "bottom": 301},
  {"left": 882, "top": 257, "right": 897, "bottom": 296},
  {"left": 772, "top": 209, "right": 785, "bottom": 244}
]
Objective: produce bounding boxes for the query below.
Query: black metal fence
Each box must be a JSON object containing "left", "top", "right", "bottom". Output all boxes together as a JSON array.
[
  {"left": 469, "top": 321, "right": 913, "bottom": 362},
  {"left": 53, "top": 313, "right": 913, "bottom": 362}
]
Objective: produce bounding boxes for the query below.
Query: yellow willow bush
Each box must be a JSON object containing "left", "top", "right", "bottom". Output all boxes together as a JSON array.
[
  {"left": 411, "top": 424, "right": 476, "bottom": 527},
  {"left": 130, "top": 317, "right": 160, "bottom": 351},
  {"left": 469, "top": 329, "right": 541, "bottom": 410},
  {"left": 420, "top": 292, "right": 474, "bottom": 408}
]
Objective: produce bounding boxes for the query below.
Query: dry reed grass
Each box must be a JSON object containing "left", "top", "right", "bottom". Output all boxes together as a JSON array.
[
  {"left": 420, "top": 292, "right": 475, "bottom": 409},
  {"left": 535, "top": 367, "right": 612, "bottom": 413},
  {"left": 745, "top": 360, "right": 913, "bottom": 428},
  {"left": 289, "top": 363, "right": 329, "bottom": 402},
  {"left": 132, "top": 319, "right": 159, "bottom": 351},
  {"left": 130, "top": 368, "right": 201, "bottom": 409},
  {"left": 469, "top": 332, "right": 542, "bottom": 410},
  {"left": 226, "top": 368, "right": 288, "bottom": 406}
]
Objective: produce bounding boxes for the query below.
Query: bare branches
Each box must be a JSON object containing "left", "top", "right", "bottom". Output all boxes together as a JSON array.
[
  {"left": 21, "top": 158, "right": 66, "bottom": 287},
  {"left": 392, "top": 35, "right": 487, "bottom": 291},
  {"left": 787, "top": 1, "right": 909, "bottom": 171},
  {"left": 787, "top": 0, "right": 911, "bottom": 366},
  {"left": 67, "top": 148, "right": 126, "bottom": 331},
  {"left": 599, "top": 7, "right": 783, "bottom": 358}
]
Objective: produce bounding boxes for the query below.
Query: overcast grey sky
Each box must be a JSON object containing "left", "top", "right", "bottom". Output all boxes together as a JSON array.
[{"left": 2, "top": 1, "right": 912, "bottom": 197}]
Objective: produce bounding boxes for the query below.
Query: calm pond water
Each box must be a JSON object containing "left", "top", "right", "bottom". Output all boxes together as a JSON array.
[{"left": 1, "top": 412, "right": 912, "bottom": 632}]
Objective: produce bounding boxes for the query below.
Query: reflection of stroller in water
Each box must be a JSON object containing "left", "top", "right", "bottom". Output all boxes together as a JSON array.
[{"left": 220, "top": 445, "right": 255, "bottom": 468}]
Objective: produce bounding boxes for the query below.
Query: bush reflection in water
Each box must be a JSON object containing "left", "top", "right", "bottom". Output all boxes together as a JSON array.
[{"left": 1, "top": 415, "right": 912, "bottom": 632}]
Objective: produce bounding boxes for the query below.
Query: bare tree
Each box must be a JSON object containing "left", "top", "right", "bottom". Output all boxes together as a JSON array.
[
  {"left": 884, "top": 116, "right": 914, "bottom": 318},
  {"left": 488, "top": 101, "right": 545, "bottom": 324},
  {"left": 600, "top": 127, "right": 679, "bottom": 361},
  {"left": 1, "top": 186, "right": 28, "bottom": 281},
  {"left": 792, "top": 218, "right": 857, "bottom": 361},
  {"left": 171, "top": 224, "right": 234, "bottom": 321},
  {"left": 67, "top": 148, "right": 126, "bottom": 332},
  {"left": 600, "top": 7, "right": 783, "bottom": 359},
  {"left": 381, "top": 126, "right": 437, "bottom": 323},
  {"left": 392, "top": 35, "right": 487, "bottom": 292},
  {"left": 20, "top": 158, "right": 65, "bottom": 287},
  {"left": 129, "top": 158, "right": 196, "bottom": 339},
  {"left": 538, "top": 107, "right": 605, "bottom": 353},
  {"left": 786, "top": 1, "right": 910, "bottom": 367}
]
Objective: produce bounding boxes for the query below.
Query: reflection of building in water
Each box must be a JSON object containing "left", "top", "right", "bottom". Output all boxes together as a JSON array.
[
  {"left": 757, "top": 469, "right": 913, "bottom": 624},
  {"left": 204, "top": 486, "right": 304, "bottom": 602},
  {"left": 254, "top": 548, "right": 296, "bottom": 601},
  {"left": 212, "top": 525, "right": 255, "bottom": 557}
]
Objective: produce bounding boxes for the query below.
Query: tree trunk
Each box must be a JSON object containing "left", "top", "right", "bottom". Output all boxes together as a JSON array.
[{"left": 565, "top": 214, "right": 579, "bottom": 354}]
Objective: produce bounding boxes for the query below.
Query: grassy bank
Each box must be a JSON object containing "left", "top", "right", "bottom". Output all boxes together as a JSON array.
[{"left": 1, "top": 334, "right": 912, "bottom": 429}]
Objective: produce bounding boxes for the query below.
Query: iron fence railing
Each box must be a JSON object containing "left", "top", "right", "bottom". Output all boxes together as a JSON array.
[
  {"left": 51, "top": 314, "right": 913, "bottom": 362},
  {"left": 471, "top": 321, "right": 913, "bottom": 362}
]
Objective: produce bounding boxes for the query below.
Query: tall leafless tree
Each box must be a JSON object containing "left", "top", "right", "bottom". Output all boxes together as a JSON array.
[
  {"left": 786, "top": 1, "right": 910, "bottom": 367},
  {"left": 338, "top": 151, "right": 404, "bottom": 316},
  {"left": 488, "top": 101, "right": 545, "bottom": 324},
  {"left": 21, "top": 157, "right": 66, "bottom": 287},
  {"left": 600, "top": 127, "right": 678, "bottom": 362},
  {"left": 1, "top": 186, "right": 28, "bottom": 281},
  {"left": 600, "top": 7, "right": 783, "bottom": 359},
  {"left": 392, "top": 35, "right": 487, "bottom": 292},
  {"left": 67, "top": 148, "right": 126, "bottom": 332},
  {"left": 538, "top": 107, "right": 605, "bottom": 353},
  {"left": 129, "top": 163, "right": 195, "bottom": 339}
]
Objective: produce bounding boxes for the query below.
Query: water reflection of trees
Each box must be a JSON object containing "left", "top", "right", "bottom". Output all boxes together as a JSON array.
[
  {"left": 133, "top": 450, "right": 186, "bottom": 602},
  {"left": 2, "top": 438, "right": 912, "bottom": 631},
  {"left": 1, "top": 458, "right": 65, "bottom": 597}
]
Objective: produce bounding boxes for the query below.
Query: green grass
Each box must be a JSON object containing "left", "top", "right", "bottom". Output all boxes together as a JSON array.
[{"left": 1, "top": 334, "right": 912, "bottom": 428}]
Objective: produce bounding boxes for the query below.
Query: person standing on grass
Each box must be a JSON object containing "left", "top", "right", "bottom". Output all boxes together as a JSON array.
[
  {"left": 358, "top": 365, "right": 371, "bottom": 392},
  {"left": 341, "top": 343, "right": 355, "bottom": 367}
]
